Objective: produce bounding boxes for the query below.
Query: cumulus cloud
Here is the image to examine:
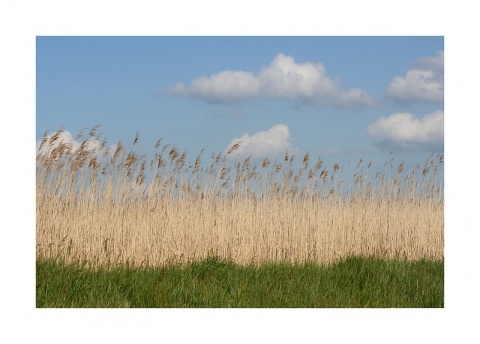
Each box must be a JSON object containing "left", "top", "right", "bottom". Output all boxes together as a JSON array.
[
  {"left": 225, "top": 124, "right": 295, "bottom": 159},
  {"left": 36, "top": 130, "right": 117, "bottom": 162},
  {"left": 367, "top": 110, "right": 444, "bottom": 150},
  {"left": 166, "top": 53, "right": 374, "bottom": 108},
  {"left": 386, "top": 51, "right": 444, "bottom": 103}
]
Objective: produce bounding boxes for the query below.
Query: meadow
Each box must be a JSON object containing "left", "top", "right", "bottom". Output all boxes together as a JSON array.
[
  {"left": 37, "top": 256, "right": 443, "bottom": 308},
  {"left": 36, "top": 127, "right": 443, "bottom": 307}
]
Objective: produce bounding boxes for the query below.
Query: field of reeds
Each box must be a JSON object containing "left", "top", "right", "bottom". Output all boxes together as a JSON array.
[{"left": 36, "top": 127, "right": 444, "bottom": 268}]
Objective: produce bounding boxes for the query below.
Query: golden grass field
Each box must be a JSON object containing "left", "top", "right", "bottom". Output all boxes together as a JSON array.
[{"left": 36, "top": 128, "right": 444, "bottom": 267}]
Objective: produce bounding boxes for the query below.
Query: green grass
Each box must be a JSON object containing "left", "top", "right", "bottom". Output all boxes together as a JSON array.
[{"left": 36, "top": 256, "right": 443, "bottom": 308}]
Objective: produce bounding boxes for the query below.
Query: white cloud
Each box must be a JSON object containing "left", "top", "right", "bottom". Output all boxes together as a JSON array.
[
  {"left": 386, "top": 51, "right": 444, "bottom": 102},
  {"left": 188, "top": 71, "right": 260, "bottom": 104},
  {"left": 36, "top": 130, "right": 116, "bottom": 162},
  {"left": 166, "top": 53, "right": 374, "bottom": 108},
  {"left": 367, "top": 110, "right": 444, "bottom": 150},
  {"left": 225, "top": 124, "right": 295, "bottom": 159}
]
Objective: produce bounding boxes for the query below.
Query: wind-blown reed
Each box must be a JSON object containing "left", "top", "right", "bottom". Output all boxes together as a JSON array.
[{"left": 36, "top": 128, "right": 444, "bottom": 267}]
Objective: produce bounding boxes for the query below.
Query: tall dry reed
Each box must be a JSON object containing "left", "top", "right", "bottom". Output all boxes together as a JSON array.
[{"left": 36, "top": 127, "right": 444, "bottom": 267}]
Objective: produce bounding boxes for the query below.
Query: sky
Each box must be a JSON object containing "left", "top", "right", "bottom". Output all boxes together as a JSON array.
[{"left": 36, "top": 36, "right": 444, "bottom": 177}]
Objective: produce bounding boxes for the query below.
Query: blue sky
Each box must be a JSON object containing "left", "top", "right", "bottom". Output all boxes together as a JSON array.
[{"left": 37, "top": 36, "right": 444, "bottom": 176}]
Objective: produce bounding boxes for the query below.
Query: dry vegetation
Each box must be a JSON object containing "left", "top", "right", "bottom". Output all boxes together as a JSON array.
[{"left": 36, "top": 127, "right": 444, "bottom": 267}]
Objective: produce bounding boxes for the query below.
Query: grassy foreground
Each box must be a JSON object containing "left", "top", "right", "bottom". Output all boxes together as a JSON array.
[{"left": 36, "top": 256, "right": 443, "bottom": 308}]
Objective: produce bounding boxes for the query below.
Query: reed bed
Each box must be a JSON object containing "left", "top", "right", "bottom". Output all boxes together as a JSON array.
[{"left": 36, "top": 128, "right": 444, "bottom": 268}]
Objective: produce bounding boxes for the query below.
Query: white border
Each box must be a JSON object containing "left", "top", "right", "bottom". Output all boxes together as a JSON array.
[{"left": 1, "top": 1, "right": 478, "bottom": 343}]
